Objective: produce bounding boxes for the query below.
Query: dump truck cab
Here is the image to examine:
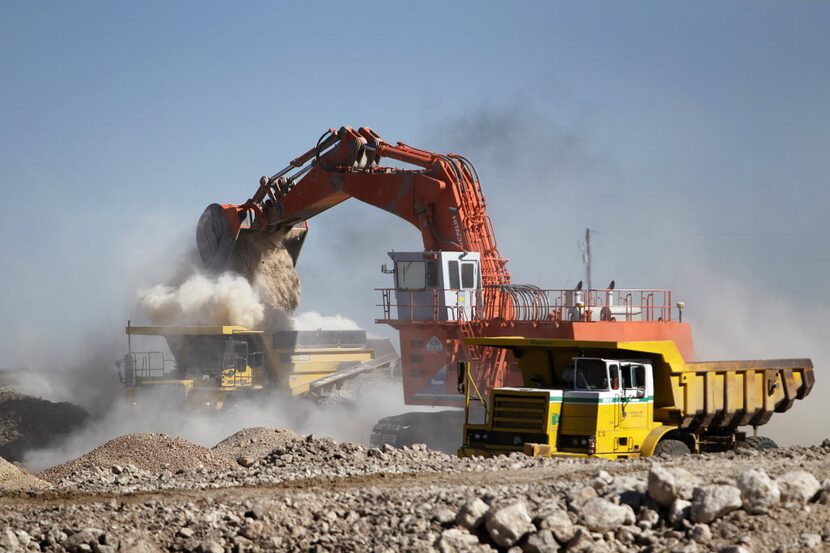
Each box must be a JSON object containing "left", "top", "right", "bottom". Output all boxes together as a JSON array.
[
  {"left": 463, "top": 356, "right": 660, "bottom": 458},
  {"left": 459, "top": 337, "right": 813, "bottom": 459}
]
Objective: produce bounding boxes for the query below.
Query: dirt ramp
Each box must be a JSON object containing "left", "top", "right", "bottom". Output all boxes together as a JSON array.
[
  {"left": 38, "top": 433, "right": 236, "bottom": 483},
  {"left": 0, "top": 387, "right": 88, "bottom": 462}
]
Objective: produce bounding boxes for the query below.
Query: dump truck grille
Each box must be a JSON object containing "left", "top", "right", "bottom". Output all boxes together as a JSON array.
[{"left": 491, "top": 393, "right": 547, "bottom": 434}]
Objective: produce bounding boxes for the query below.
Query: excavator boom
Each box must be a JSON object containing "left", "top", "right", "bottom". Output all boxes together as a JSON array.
[{"left": 196, "top": 126, "right": 510, "bottom": 286}]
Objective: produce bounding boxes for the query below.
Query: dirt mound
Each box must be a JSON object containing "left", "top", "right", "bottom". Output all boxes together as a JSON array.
[
  {"left": 212, "top": 427, "right": 301, "bottom": 463},
  {"left": 37, "top": 433, "right": 236, "bottom": 483},
  {"left": 0, "top": 456, "right": 50, "bottom": 491},
  {"left": 0, "top": 387, "right": 88, "bottom": 462}
]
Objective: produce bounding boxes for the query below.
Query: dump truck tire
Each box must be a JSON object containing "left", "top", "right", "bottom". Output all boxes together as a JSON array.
[
  {"left": 742, "top": 436, "right": 778, "bottom": 450},
  {"left": 653, "top": 439, "right": 691, "bottom": 457}
]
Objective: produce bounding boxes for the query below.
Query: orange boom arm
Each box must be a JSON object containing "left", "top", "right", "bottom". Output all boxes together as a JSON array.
[{"left": 197, "top": 126, "right": 510, "bottom": 287}]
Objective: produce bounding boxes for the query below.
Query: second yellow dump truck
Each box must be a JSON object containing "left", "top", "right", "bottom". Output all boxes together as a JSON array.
[
  {"left": 117, "top": 323, "right": 399, "bottom": 409},
  {"left": 459, "top": 338, "right": 814, "bottom": 458}
]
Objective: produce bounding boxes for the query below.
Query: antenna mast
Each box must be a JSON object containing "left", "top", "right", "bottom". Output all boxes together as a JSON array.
[{"left": 585, "top": 228, "right": 592, "bottom": 291}]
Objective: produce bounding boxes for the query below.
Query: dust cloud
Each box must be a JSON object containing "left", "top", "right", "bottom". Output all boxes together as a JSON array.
[
  {"left": 22, "top": 374, "right": 405, "bottom": 473},
  {"left": 138, "top": 273, "right": 266, "bottom": 328},
  {"left": 137, "top": 232, "right": 300, "bottom": 329},
  {"left": 293, "top": 311, "right": 360, "bottom": 331}
]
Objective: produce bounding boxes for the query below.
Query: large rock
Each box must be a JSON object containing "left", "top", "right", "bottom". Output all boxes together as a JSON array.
[
  {"left": 538, "top": 507, "right": 576, "bottom": 544},
  {"left": 608, "top": 475, "right": 647, "bottom": 508},
  {"left": 687, "top": 524, "right": 712, "bottom": 545},
  {"left": 668, "top": 498, "right": 692, "bottom": 527},
  {"left": 0, "top": 529, "right": 19, "bottom": 551},
  {"left": 484, "top": 502, "right": 534, "bottom": 548},
  {"left": 456, "top": 497, "right": 490, "bottom": 530},
  {"left": 436, "top": 528, "right": 485, "bottom": 553},
  {"left": 565, "top": 527, "right": 594, "bottom": 552},
  {"left": 567, "top": 485, "right": 598, "bottom": 509},
  {"left": 577, "top": 497, "right": 635, "bottom": 533},
  {"left": 799, "top": 533, "right": 822, "bottom": 550},
  {"left": 647, "top": 464, "right": 698, "bottom": 507},
  {"left": 736, "top": 469, "right": 780, "bottom": 514},
  {"left": 524, "top": 529, "right": 559, "bottom": 553},
  {"left": 690, "top": 485, "right": 742, "bottom": 523},
  {"left": 65, "top": 528, "right": 106, "bottom": 551},
  {"left": 817, "top": 479, "right": 830, "bottom": 505},
  {"left": 776, "top": 471, "right": 820, "bottom": 505}
]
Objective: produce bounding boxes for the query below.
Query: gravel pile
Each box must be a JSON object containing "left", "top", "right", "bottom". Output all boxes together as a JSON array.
[
  {"left": 0, "top": 456, "right": 49, "bottom": 492},
  {"left": 0, "top": 387, "right": 87, "bottom": 462},
  {"left": 211, "top": 427, "right": 301, "bottom": 465},
  {"left": 37, "top": 433, "right": 236, "bottom": 484}
]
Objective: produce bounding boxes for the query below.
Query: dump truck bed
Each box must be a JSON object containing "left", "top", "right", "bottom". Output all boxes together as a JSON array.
[{"left": 663, "top": 357, "right": 814, "bottom": 430}]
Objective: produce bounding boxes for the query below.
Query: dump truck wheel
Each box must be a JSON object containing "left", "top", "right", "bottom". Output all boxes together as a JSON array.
[
  {"left": 742, "top": 436, "right": 778, "bottom": 450},
  {"left": 653, "top": 439, "right": 691, "bottom": 457}
]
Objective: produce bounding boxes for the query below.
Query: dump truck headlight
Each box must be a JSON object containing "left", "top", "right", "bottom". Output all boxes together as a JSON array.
[{"left": 588, "top": 436, "right": 596, "bottom": 455}]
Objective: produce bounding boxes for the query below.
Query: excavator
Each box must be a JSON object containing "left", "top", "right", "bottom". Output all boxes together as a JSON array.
[{"left": 197, "top": 126, "right": 696, "bottom": 449}]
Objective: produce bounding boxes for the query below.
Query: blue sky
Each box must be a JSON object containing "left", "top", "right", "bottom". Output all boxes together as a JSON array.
[{"left": 1, "top": 2, "right": 829, "bottom": 439}]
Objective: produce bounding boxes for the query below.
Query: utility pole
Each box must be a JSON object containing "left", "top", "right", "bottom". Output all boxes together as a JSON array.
[{"left": 585, "top": 228, "right": 592, "bottom": 291}]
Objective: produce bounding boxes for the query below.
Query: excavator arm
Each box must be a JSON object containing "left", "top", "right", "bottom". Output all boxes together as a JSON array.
[{"left": 197, "top": 126, "right": 510, "bottom": 286}]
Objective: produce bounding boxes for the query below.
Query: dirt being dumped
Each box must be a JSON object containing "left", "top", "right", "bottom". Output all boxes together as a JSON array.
[
  {"left": 229, "top": 231, "right": 301, "bottom": 315},
  {"left": 137, "top": 232, "right": 300, "bottom": 328},
  {"left": 0, "top": 387, "right": 88, "bottom": 463}
]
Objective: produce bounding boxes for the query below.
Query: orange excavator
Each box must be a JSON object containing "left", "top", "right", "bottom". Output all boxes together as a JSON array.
[{"left": 197, "top": 126, "right": 694, "bottom": 449}]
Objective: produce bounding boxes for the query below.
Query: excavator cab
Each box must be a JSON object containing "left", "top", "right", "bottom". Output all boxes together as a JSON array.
[{"left": 387, "top": 251, "right": 481, "bottom": 322}]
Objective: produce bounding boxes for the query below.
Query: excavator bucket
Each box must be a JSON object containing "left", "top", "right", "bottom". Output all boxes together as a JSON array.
[
  {"left": 282, "top": 222, "right": 308, "bottom": 266},
  {"left": 197, "top": 203, "right": 309, "bottom": 272},
  {"left": 196, "top": 203, "right": 247, "bottom": 272}
]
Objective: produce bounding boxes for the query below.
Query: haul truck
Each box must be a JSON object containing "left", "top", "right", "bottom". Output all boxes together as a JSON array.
[
  {"left": 458, "top": 338, "right": 814, "bottom": 458},
  {"left": 117, "top": 324, "right": 398, "bottom": 409}
]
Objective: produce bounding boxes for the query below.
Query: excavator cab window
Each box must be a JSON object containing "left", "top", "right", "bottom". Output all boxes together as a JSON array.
[
  {"left": 461, "top": 263, "right": 475, "bottom": 289},
  {"left": 396, "top": 260, "right": 438, "bottom": 289},
  {"left": 448, "top": 261, "right": 460, "bottom": 289}
]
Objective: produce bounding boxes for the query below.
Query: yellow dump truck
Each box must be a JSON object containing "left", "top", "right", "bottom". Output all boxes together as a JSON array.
[
  {"left": 117, "top": 323, "right": 398, "bottom": 409},
  {"left": 458, "top": 338, "right": 814, "bottom": 458}
]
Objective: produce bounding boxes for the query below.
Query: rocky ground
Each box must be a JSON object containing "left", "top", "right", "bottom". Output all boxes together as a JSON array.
[{"left": 0, "top": 429, "right": 829, "bottom": 552}]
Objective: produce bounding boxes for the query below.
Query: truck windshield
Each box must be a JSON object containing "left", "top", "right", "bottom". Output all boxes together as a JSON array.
[{"left": 573, "top": 359, "right": 609, "bottom": 390}]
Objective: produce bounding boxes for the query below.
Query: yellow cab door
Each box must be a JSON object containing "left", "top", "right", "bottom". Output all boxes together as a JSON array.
[{"left": 614, "top": 363, "right": 650, "bottom": 453}]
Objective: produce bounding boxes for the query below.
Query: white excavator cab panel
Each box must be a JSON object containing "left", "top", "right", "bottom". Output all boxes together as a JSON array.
[{"left": 387, "top": 251, "right": 481, "bottom": 321}]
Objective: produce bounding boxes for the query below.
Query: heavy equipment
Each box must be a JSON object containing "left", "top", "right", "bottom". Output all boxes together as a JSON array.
[
  {"left": 458, "top": 338, "right": 813, "bottom": 458},
  {"left": 117, "top": 323, "right": 398, "bottom": 408},
  {"left": 195, "top": 126, "right": 697, "bottom": 447}
]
